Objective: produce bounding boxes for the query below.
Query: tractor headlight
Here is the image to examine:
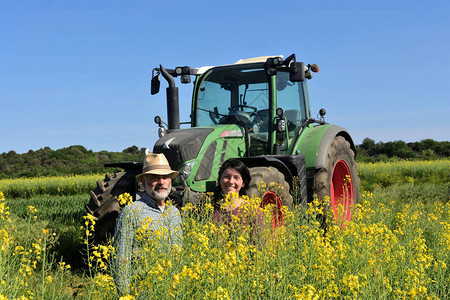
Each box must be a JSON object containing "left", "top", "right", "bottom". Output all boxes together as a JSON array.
[
  {"left": 265, "top": 56, "right": 284, "bottom": 76},
  {"left": 175, "top": 66, "right": 191, "bottom": 84},
  {"left": 158, "top": 127, "right": 166, "bottom": 138},
  {"left": 277, "top": 119, "right": 286, "bottom": 132},
  {"left": 182, "top": 161, "right": 195, "bottom": 178}
]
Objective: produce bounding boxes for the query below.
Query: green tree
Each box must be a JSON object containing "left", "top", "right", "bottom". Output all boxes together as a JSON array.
[{"left": 123, "top": 145, "right": 140, "bottom": 154}]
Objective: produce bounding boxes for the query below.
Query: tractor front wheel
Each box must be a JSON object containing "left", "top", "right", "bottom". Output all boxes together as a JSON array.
[
  {"left": 247, "top": 166, "right": 293, "bottom": 210},
  {"left": 314, "top": 136, "right": 360, "bottom": 223}
]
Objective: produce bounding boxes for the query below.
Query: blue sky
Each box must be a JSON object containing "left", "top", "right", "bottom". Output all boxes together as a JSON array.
[{"left": 1, "top": 0, "right": 449, "bottom": 154}]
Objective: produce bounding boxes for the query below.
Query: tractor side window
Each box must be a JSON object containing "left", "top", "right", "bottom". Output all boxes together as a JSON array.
[
  {"left": 245, "top": 81, "right": 270, "bottom": 155},
  {"left": 276, "top": 71, "right": 305, "bottom": 133}
]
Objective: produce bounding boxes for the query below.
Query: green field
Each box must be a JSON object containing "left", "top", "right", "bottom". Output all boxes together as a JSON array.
[{"left": 0, "top": 160, "right": 449, "bottom": 299}]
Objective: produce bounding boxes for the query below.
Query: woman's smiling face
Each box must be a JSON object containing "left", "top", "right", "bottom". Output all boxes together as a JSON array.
[{"left": 219, "top": 167, "right": 244, "bottom": 195}]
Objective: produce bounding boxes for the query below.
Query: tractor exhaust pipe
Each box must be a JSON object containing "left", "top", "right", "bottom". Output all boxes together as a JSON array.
[{"left": 160, "top": 65, "right": 180, "bottom": 130}]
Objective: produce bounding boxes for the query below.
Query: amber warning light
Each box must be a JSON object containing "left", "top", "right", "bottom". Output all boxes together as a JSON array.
[{"left": 309, "top": 64, "right": 319, "bottom": 73}]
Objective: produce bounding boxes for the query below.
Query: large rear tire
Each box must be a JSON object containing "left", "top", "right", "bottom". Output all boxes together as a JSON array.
[
  {"left": 247, "top": 166, "right": 293, "bottom": 210},
  {"left": 85, "top": 170, "right": 139, "bottom": 243},
  {"left": 314, "top": 136, "right": 360, "bottom": 223}
]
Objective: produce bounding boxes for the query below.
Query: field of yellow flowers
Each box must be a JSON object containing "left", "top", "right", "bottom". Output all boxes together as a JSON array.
[
  {"left": 0, "top": 174, "right": 103, "bottom": 198},
  {"left": 0, "top": 159, "right": 449, "bottom": 299},
  {"left": 358, "top": 159, "right": 450, "bottom": 189}
]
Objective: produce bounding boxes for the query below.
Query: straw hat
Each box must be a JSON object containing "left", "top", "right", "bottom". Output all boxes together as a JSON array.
[{"left": 136, "top": 151, "right": 179, "bottom": 180}]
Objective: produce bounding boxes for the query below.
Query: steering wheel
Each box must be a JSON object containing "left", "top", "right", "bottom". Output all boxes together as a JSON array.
[
  {"left": 227, "top": 105, "right": 257, "bottom": 126},
  {"left": 229, "top": 104, "right": 258, "bottom": 114}
]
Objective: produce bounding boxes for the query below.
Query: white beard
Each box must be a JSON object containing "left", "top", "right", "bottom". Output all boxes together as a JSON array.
[{"left": 146, "top": 182, "right": 171, "bottom": 202}]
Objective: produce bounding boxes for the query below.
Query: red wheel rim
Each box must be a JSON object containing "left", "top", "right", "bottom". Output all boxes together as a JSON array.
[
  {"left": 261, "top": 191, "right": 284, "bottom": 228},
  {"left": 330, "top": 159, "right": 354, "bottom": 223}
]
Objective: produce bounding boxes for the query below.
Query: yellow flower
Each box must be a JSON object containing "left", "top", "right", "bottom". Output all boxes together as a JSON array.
[
  {"left": 27, "top": 206, "right": 37, "bottom": 213},
  {"left": 58, "top": 261, "right": 71, "bottom": 271},
  {"left": 118, "top": 193, "right": 133, "bottom": 206}
]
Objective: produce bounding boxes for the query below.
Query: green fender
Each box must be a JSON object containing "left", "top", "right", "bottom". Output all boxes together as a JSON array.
[{"left": 294, "top": 124, "right": 356, "bottom": 169}]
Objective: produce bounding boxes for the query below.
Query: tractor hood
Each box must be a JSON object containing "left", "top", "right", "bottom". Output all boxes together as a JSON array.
[
  {"left": 153, "top": 124, "right": 246, "bottom": 193},
  {"left": 153, "top": 128, "right": 214, "bottom": 170}
]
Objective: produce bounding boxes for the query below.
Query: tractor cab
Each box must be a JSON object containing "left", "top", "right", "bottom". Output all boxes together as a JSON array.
[{"left": 192, "top": 59, "right": 311, "bottom": 156}]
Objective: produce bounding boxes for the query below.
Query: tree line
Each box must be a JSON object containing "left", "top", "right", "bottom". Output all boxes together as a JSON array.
[
  {"left": 0, "top": 139, "right": 448, "bottom": 179},
  {"left": 356, "top": 138, "right": 449, "bottom": 162},
  {"left": 0, "top": 145, "right": 145, "bottom": 179}
]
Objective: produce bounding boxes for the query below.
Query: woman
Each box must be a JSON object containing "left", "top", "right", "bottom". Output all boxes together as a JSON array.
[
  {"left": 212, "top": 158, "right": 251, "bottom": 212},
  {"left": 212, "top": 158, "right": 266, "bottom": 242}
]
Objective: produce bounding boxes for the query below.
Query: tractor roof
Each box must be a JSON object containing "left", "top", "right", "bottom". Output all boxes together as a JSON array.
[{"left": 192, "top": 55, "right": 284, "bottom": 75}]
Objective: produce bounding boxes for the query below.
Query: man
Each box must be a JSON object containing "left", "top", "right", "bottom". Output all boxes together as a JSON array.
[{"left": 113, "top": 151, "right": 182, "bottom": 294}]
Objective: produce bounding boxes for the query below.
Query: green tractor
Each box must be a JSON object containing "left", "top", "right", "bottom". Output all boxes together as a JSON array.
[{"left": 85, "top": 54, "right": 360, "bottom": 242}]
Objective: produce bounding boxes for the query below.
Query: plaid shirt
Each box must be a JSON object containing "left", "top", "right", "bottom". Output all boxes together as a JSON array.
[{"left": 113, "top": 192, "right": 182, "bottom": 294}]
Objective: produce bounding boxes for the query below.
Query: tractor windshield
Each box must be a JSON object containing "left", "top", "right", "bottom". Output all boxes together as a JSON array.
[{"left": 195, "top": 64, "right": 269, "bottom": 128}]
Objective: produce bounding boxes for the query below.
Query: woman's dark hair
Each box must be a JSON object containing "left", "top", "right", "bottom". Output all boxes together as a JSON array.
[{"left": 212, "top": 158, "right": 251, "bottom": 210}]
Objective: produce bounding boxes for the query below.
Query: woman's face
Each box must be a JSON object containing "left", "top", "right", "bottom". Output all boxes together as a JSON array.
[{"left": 220, "top": 167, "right": 245, "bottom": 195}]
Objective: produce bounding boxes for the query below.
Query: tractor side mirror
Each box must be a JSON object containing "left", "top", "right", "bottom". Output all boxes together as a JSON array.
[
  {"left": 290, "top": 62, "right": 305, "bottom": 82},
  {"left": 151, "top": 74, "right": 160, "bottom": 95}
]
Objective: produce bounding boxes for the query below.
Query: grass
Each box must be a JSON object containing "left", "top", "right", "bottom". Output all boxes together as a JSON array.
[
  {"left": 0, "top": 159, "right": 448, "bottom": 299},
  {"left": 5, "top": 194, "right": 88, "bottom": 270}
]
